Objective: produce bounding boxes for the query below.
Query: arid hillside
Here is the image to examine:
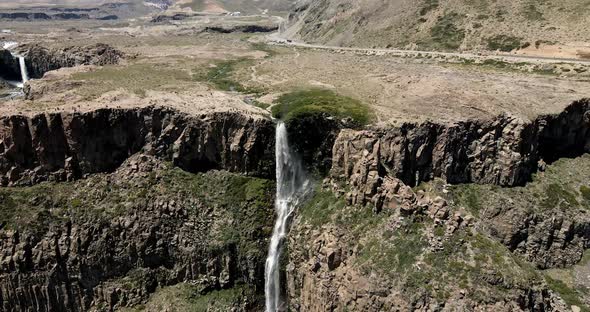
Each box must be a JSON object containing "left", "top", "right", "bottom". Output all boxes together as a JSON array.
[
  {"left": 175, "top": 0, "right": 296, "bottom": 13},
  {"left": 287, "top": 0, "right": 590, "bottom": 55}
]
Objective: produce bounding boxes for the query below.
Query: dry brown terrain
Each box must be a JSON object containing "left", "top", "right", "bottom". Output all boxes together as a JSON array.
[
  {"left": 1, "top": 11, "right": 589, "bottom": 127},
  {"left": 287, "top": 0, "right": 590, "bottom": 57}
]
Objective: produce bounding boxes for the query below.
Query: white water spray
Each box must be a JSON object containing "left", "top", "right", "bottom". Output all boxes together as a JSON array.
[
  {"left": 18, "top": 56, "right": 29, "bottom": 85},
  {"left": 265, "top": 122, "right": 310, "bottom": 312}
]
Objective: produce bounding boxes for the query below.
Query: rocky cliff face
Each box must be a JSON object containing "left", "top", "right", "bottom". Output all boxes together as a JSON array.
[
  {"left": 0, "top": 44, "right": 123, "bottom": 82},
  {"left": 0, "top": 154, "right": 274, "bottom": 311},
  {"left": 0, "top": 49, "right": 21, "bottom": 81},
  {"left": 2, "top": 97, "right": 590, "bottom": 311},
  {"left": 327, "top": 99, "right": 590, "bottom": 267},
  {"left": 282, "top": 99, "right": 590, "bottom": 311},
  {"left": 286, "top": 181, "right": 571, "bottom": 311},
  {"left": 0, "top": 107, "right": 275, "bottom": 186},
  {"left": 331, "top": 99, "right": 590, "bottom": 203},
  {"left": 20, "top": 43, "right": 124, "bottom": 79}
]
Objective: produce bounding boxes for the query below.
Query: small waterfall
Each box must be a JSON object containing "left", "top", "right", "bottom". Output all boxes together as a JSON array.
[
  {"left": 18, "top": 56, "right": 29, "bottom": 85},
  {"left": 265, "top": 121, "right": 310, "bottom": 312}
]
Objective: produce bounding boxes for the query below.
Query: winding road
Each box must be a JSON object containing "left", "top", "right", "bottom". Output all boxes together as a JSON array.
[{"left": 267, "top": 31, "right": 590, "bottom": 66}]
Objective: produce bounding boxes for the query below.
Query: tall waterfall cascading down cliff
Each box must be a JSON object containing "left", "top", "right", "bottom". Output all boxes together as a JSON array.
[
  {"left": 265, "top": 122, "right": 310, "bottom": 312},
  {"left": 18, "top": 55, "right": 29, "bottom": 85}
]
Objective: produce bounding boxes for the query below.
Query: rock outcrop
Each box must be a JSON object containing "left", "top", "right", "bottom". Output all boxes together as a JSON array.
[
  {"left": 0, "top": 49, "right": 21, "bottom": 81},
  {"left": 286, "top": 180, "right": 571, "bottom": 311},
  {"left": 328, "top": 99, "right": 590, "bottom": 269},
  {"left": 482, "top": 201, "right": 590, "bottom": 269},
  {"left": 331, "top": 99, "right": 590, "bottom": 208},
  {"left": 0, "top": 107, "right": 275, "bottom": 186},
  {"left": 0, "top": 154, "right": 274, "bottom": 311},
  {"left": 18, "top": 43, "right": 124, "bottom": 79}
]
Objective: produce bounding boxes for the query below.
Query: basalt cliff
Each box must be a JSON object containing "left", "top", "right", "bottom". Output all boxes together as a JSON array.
[
  {"left": 0, "top": 99, "right": 589, "bottom": 311},
  {"left": 0, "top": 43, "right": 123, "bottom": 82}
]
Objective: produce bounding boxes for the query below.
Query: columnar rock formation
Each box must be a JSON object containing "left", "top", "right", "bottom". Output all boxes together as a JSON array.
[
  {"left": 331, "top": 99, "right": 590, "bottom": 205},
  {"left": 1, "top": 43, "right": 123, "bottom": 83},
  {"left": 0, "top": 155, "right": 274, "bottom": 311},
  {"left": 20, "top": 43, "right": 124, "bottom": 79},
  {"left": 0, "top": 98, "right": 589, "bottom": 311},
  {"left": 328, "top": 98, "right": 590, "bottom": 269},
  {"left": 0, "top": 107, "right": 275, "bottom": 186}
]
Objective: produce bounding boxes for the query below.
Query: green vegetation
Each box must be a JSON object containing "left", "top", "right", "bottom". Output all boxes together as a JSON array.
[
  {"left": 350, "top": 211, "right": 541, "bottom": 302},
  {"left": 251, "top": 42, "right": 278, "bottom": 58},
  {"left": 357, "top": 217, "right": 427, "bottom": 276},
  {"left": 71, "top": 62, "right": 193, "bottom": 99},
  {"left": 419, "top": 0, "right": 439, "bottom": 16},
  {"left": 0, "top": 178, "right": 137, "bottom": 232},
  {"left": 0, "top": 163, "right": 274, "bottom": 258},
  {"left": 545, "top": 276, "right": 589, "bottom": 312},
  {"left": 433, "top": 155, "right": 590, "bottom": 217},
  {"left": 486, "top": 35, "right": 525, "bottom": 52},
  {"left": 428, "top": 12, "right": 465, "bottom": 50},
  {"left": 295, "top": 182, "right": 544, "bottom": 305},
  {"left": 298, "top": 187, "right": 346, "bottom": 227},
  {"left": 161, "top": 167, "right": 274, "bottom": 253},
  {"left": 194, "top": 59, "right": 262, "bottom": 94},
  {"left": 271, "top": 89, "right": 372, "bottom": 126},
  {"left": 450, "top": 184, "right": 483, "bottom": 215},
  {"left": 122, "top": 283, "right": 255, "bottom": 312},
  {"left": 541, "top": 183, "right": 580, "bottom": 209}
]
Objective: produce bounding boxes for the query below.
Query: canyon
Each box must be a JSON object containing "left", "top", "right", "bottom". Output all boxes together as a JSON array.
[
  {"left": 0, "top": 94, "right": 588, "bottom": 310},
  {"left": 0, "top": 1, "right": 589, "bottom": 311}
]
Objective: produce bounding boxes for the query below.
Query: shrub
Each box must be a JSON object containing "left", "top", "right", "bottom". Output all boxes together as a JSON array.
[
  {"left": 486, "top": 35, "right": 525, "bottom": 52},
  {"left": 429, "top": 12, "right": 465, "bottom": 50},
  {"left": 271, "top": 89, "right": 372, "bottom": 126}
]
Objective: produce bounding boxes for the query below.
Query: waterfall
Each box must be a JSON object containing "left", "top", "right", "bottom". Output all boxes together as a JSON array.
[
  {"left": 265, "top": 121, "right": 310, "bottom": 312},
  {"left": 18, "top": 56, "right": 29, "bottom": 85}
]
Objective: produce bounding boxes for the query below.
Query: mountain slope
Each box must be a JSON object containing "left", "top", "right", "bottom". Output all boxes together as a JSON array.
[
  {"left": 287, "top": 0, "right": 590, "bottom": 52},
  {"left": 178, "top": 0, "right": 297, "bottom": 13}
]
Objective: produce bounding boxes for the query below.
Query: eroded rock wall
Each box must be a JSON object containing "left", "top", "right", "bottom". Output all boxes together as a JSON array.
[
  {"left": 331, "top": 99, "right": 590, "bottom": 209},
  {"left": 0, "top": 107, "right": 275, "bottom": 185},
  {"left": 0, "top": 154, "right": 273, "bottom": 312},
  {"left": 20, "top": 43, "right": 124, "bottom": 79},
  {"left": 0, "top": 49, "right": 21, "bottom": 81},
  {"left": 327, "top": 99, "right": 590, "bottom": 270}
]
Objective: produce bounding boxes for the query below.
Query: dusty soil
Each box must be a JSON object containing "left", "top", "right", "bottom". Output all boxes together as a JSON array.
[
  {"left": 1, "top": 12, "right": 589, "bottom": 127},
  {"left": 236, "top": 47, "right": 590, "bottom": 125}
]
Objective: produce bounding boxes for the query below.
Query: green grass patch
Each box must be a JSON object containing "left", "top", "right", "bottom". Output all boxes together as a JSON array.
[
  {"left": 71, "top": 62, "right": 192, "bottom": 99},
  {"left": 298, "top": 186, "right": 345, "bottom": 228},
  {"left": 251, "top": 42, "right": 278, "bottom": 58},
  {"left": 194, "top": 59, "right": 262, "bottom": 94},
  {"left": 122, "top": 283, "right": 256, "bottom": 312},
  {"left": 357, "top": 218, "right": 428, "bottom": 276},
  {"left": 545, "top": 276, "right": 589, "bottom": 312},
  {"left": 541, "top": 183, "right": 580, "bottom": 209},
  {"left": 449, "top": 184, "right": 483, "bottom": 215},
  {"left": 271, "top": 89, "right": 372, "bottom": 126}
]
